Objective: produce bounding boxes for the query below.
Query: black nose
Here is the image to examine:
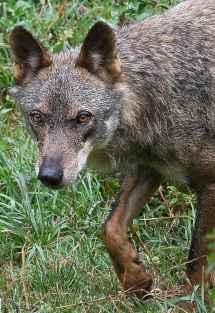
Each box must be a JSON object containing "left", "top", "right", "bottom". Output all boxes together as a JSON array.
[{"left": 38, "top": 156, "right": 63, "bottom": 188}]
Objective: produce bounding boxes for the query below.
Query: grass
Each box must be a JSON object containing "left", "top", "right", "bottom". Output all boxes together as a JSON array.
[{"left": 0, "top": 0, "right": 214, "bottom": 312}]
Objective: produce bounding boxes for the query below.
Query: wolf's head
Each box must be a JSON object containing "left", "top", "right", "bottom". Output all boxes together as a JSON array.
[{"left": 10, "top": 22, "right": 122, "bottom": 188}]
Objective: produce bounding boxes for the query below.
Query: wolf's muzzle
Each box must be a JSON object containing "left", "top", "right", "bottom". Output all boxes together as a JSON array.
[{"left": 38, "top": 155, "right": 63, "bottom": 188}]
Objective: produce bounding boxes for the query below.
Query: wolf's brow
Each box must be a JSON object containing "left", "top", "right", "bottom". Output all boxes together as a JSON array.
[{"left": 33, "top": 102, "right": 52, "bottom": 115}]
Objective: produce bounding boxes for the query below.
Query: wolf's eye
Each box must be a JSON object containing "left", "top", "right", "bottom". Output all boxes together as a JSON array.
[
  {"left": 77, "top": 114, "right": 89, "bottom": 124},
  {"left": 31, "top": 112, "right": 42, "bottom": 124}
]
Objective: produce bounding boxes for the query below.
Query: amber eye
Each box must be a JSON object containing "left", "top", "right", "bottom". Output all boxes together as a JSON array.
[
  {"left": 31, "top": 112, "right": 42, "bottom": 124},
  {"left": 77, "top": 114, "right": 89, "bottom": 124}
]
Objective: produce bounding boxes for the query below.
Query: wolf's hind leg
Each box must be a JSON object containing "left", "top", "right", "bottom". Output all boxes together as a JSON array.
[
  {"left": 186, "top": 184, "right": 215, "bottom": 289},
  {"left": 102, "top": 170, "right": 161, "bottom": 298}
]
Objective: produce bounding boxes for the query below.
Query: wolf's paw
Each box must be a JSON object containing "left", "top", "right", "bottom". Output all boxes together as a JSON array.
[{"left": 123, "top": 261, "right": 153, "bottom": 298}]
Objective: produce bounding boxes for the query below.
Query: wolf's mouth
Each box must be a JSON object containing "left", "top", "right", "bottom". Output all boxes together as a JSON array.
[
  {"left": 39, "top": 180, "right": 63, "bottom": 190},
  {"left": 38, "top": 175, "right": 64, "bottom": 189}
]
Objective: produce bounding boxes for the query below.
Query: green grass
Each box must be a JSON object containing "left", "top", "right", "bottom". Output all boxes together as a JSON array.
[{"left": 0, "top": 0, "right": 214, "bottom": 312}]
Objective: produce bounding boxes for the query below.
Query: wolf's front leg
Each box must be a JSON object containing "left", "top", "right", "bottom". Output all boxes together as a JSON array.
[{"left": 102, "top": 170, "right": 161, "bottom": 298}]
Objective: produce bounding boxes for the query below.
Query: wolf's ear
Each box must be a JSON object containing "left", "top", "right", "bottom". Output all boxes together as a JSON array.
[
  {"left": 10, "top": 26, "right": 51, "bottom": 83},
  {"left": 76, "top": 22, "right": 121, "bottom": 82}
]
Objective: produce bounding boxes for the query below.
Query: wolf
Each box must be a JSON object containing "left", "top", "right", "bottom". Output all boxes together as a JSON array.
[{"left": 10, "top": 0, "right": 215, "bottom": 298}]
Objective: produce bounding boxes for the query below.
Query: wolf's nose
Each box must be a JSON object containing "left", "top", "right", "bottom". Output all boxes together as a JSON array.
[{"left": 38, "top": 156, "right": 63, "bottom": 188}]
